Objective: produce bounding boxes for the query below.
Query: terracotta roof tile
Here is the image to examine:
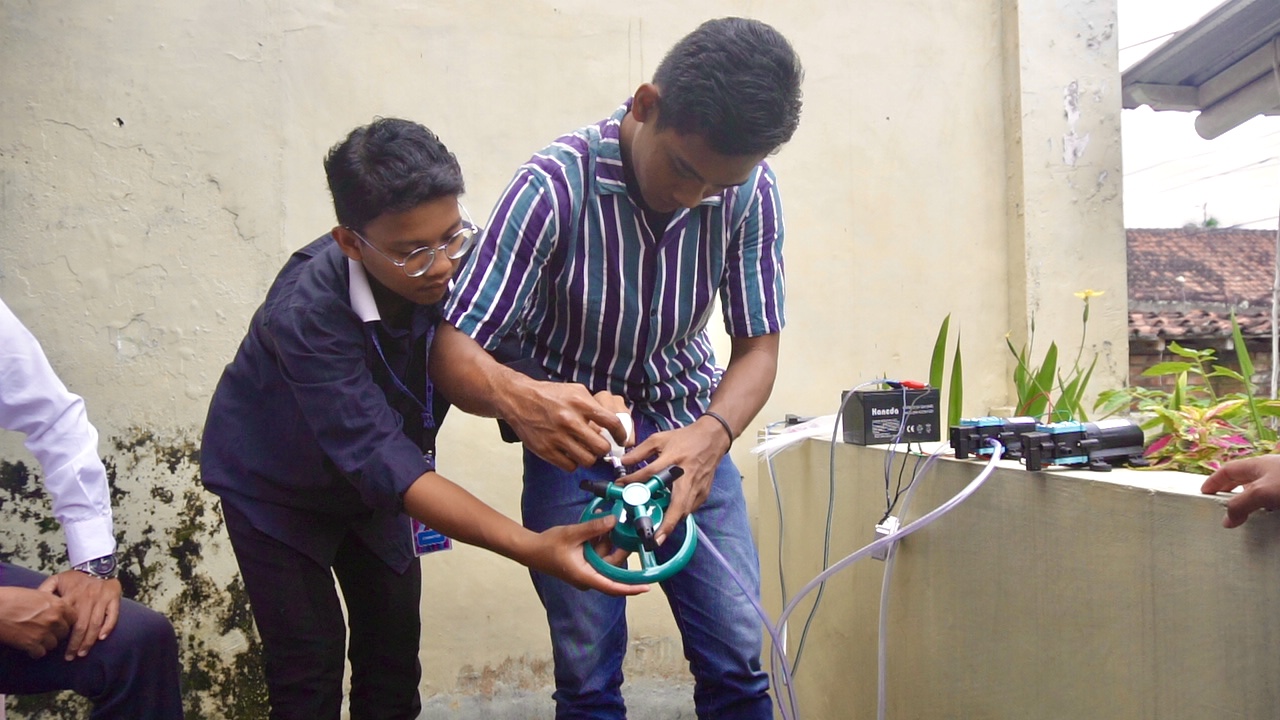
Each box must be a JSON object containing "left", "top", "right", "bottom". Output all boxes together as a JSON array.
[
  {"left": 1129, "top": 309, "right": 1272, "bottom": 341},
  {"left": 1127, "top": 228, "right": 1277, "bottom": 340},
  {"left": 1128, "top": 227, "right": 1275, "bottom": 307}
]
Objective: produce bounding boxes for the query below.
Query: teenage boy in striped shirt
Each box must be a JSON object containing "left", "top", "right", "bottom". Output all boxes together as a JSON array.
[{"left": 433, "top": 17, "right": 803, "bottom": 719}]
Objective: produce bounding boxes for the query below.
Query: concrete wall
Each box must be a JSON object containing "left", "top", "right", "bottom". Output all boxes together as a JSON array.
[
  {"left": 0, "top": 0, "right": 1126, "bottom": 715},
  {"left": 759, "top": 438, "right": 1280, "bottom": 719}
]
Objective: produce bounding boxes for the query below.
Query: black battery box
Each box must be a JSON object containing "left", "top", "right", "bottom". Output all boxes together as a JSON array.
[{"left": 842, "top": 388, "right": 941, "bottom": 445}]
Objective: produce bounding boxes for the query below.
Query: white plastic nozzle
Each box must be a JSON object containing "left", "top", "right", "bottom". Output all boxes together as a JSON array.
[{"left": 601, "top": 412, "right": 633, "bottom": 459}]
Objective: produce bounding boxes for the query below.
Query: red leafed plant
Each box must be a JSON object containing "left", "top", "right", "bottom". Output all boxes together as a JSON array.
[
  {"left": 1095, "top": 314, "right": 1280, "bottom": 474},
  {"left": 1140, "top": 402, "right": 1259, "bottom": 474}
]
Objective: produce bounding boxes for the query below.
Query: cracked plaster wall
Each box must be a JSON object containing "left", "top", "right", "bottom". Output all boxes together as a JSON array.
[{"left": 0, "top": 0, "right": 1124, "bottom": 716}]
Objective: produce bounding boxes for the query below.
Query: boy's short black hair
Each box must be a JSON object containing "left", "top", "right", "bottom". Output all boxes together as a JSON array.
[
  {"left": 652, "top": 17, "right": 804, "bottom": 157},
  {"left": 323, "top": 118, "right": 465, "bottom": 230}
]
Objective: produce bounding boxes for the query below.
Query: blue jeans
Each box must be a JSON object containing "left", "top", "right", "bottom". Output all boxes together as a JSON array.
[{"left": 521, "top": 416, "right": 772, "bottom": 720}]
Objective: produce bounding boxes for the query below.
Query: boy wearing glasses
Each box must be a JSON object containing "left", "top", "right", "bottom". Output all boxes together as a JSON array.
[
  {"left": 433, "top": 17, "right": 803, "bottom": 720},
  {"left": 199, "top": 118, "right": 644, "bottom": 720}
]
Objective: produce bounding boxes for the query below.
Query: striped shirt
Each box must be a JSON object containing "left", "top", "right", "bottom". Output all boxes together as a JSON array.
[{"left": 445, "top": 100, "right": 786, "bottom": 430}]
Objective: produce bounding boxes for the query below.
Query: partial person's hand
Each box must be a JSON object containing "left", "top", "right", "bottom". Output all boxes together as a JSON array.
[
  {"left": 618, "top": 418, "right": 730, "bottom": 545},
  {"left": 529, "top": 515, "right": 649, "bottom": 596},
  {"left": 39, "top": 570, "right": 122, "bottom": 660},
  {"left": 0, "top": 585, "right": 77, "bottom": 658},
  {"left": 505, "top": 380, "right": 627, "bottom": 470},
  {"left": 592, "top": 392, "right": 633, "bottom": 447},
  {"left": 1202, "top": 454, "right": 1280, "bottom": 528}
]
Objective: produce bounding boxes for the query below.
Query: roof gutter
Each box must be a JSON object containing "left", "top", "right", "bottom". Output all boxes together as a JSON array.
[{"left": 1121, "top": 0, "right": 1280, "bottom": 139}]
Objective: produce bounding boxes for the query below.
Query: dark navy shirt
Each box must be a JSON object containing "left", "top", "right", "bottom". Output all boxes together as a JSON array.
[{"left": 200, "top": 235, "right": 448, "bottom": 573}]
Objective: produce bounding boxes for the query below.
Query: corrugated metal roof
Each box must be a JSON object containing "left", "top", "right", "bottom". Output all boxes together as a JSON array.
[
  {"left": 1121, "top": 0, "right": 1280, "bottom": 139},
  {"left": 1123, "top": 0, "right": 1280, "bottom": 93}
]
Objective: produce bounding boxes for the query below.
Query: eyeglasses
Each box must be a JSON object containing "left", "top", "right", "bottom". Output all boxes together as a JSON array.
[{"left": 346, "top": 204, "right": 479, "bottom": 278}]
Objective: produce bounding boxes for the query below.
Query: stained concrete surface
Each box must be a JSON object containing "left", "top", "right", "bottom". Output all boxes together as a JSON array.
[{"left": 418, "top": 679, "right": 697, "bottom": 719}]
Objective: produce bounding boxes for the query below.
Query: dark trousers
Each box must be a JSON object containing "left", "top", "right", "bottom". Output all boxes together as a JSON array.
[
  {"left": 0, "top": 562, "right": 184, "bottom": 719},
  {"left": 221, "top": 502, "right": 423, "bottom": 720}
]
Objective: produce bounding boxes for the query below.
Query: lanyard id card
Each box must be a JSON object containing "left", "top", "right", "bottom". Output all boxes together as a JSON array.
[
  {"left": 411, "top": 517, "right": 452, "bottom": 555},
  {"left": 370, "top": 323, "right": 452, "bottom": 557}
]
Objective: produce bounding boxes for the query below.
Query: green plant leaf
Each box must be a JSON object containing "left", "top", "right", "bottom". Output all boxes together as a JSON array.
[
  {"left": 1094, "top": 388, "right": 1136, "bottom": 417},
  {"left": 1231, "top": 311, "right": 1256, "bottom": 382},
  {"left": 948, "top": 337, "right": 964, "bottom": 428},
  {"left": 1142, "top": 362, "right": 1194, "bottom": 377},
  {"left": 1208, "top": 366, "right": 1247, "bottom": 383},
  {"left": 1167, "top": 341, "right": 1213, "bottom": 361},
  {"left": 1228, "top": 311, "right": 1272, "bottom": 442},
  {"left": 1022, "top": 342, "right": 1058, "bottom": 418},
  {"left": 1007, "top": 335, "right": 1031, "bottom": 402},
  {"left": 1137, "top": 414, "right": 1165, "bottom": 432},
  {"left": 1171, "top": 372, "right": 1187, "bottom": 413},
  {"left": 1062, "top": 354, "right": 1098, "bottom": 421},
  {"left": 1203, "top": 399, "right": 1245, "bottom": 422},
  {"left": 1145, "top": 409, "right": 1181, "bottom": 436},
  {"left": 929, "top": 314, "right": 950, "bottom": 391},
  {"left": 1214, "top": 401, "right": 1251, "bottom": 421},
  {"left": 1058, "top": 374, "right": 1081, "bottom": 417}
]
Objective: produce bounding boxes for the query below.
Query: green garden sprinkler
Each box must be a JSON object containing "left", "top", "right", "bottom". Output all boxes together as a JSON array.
[{"left": 579, "top": 466, "right": 698, "bottom": 584}]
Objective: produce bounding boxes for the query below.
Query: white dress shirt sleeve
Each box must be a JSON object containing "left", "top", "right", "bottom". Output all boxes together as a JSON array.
[{"left": 0, "top": 299, "right": 115, "bottom": 567}]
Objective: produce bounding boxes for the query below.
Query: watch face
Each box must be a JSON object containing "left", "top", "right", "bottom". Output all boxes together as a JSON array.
[
  {"left": 79, "top": 555, "right": 118, "bottom": 578},
  {"left": 90, "top": 555, "right": 117, "bottom": 576}
]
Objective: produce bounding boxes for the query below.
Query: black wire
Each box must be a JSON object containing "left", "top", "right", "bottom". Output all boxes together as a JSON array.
[
  {"left": 766, "top": 452, "right": 787, "bottom": 621},
  {"left": 890, "top": 446, "right": 928, "bottom": 514},
  {"left": 880, "top": 390, "right": 933, "bottom": 523},
  {"left": 885, "top": 444, "right": 911, "bottom": 522},
  {"left": 790, "top": 381, "right": 876, "bottom": 676},
  {"left": 794, "top": 381, "right": 933, "bottom": 674},
  {"left": 880, "top": 388, "right": 910, "bottom": 521}
]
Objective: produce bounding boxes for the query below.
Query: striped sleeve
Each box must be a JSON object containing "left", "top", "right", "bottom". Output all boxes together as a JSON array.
[
  {"left": 722, "top": 164, "right": 786, "bottom": 337},
  {"left": 445, "top": 167, "right": 561, "bottom": 350}
]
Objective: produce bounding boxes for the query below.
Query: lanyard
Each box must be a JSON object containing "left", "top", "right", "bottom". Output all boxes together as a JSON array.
[{"left": 369, "top": 323, "right": 436, "bottom": 435}]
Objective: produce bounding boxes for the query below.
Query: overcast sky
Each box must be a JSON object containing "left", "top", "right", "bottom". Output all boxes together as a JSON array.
[{"left": 1119, "top": 0, "right": 1280, "bottom": 230}]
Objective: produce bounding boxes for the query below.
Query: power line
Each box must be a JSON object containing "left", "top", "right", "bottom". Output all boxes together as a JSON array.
[
  {"left": 1224, "top": 215, "right": 1280, "bottom": 229},
  {"left": 1162, "top": 157, "right": 1280, "bottom": 191},
  {"left": 1119, "top": 31, "right": 1177, "bottom": 52},
  {"left": 1123, "top": 132, "right": 1280, "bottom": 176}
]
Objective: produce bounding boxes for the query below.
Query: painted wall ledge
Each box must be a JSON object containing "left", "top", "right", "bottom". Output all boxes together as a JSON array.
[{"left": 757, "top": 438, "right": 1279, "bottom": 720}]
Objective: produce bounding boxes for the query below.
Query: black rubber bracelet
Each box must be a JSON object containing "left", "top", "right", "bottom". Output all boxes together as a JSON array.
[{"left": 702, "top": 410, "right": 736, "bottom": 445}]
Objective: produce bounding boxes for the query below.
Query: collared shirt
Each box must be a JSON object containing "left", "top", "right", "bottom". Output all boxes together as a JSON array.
[
  {"left": 200, "top": 236, "right": 447, "bottom": 572},
  {"left": 445, "top": 100, "right": 786, "bottom": 430},
  {"left": 0, "top": 298, "right": 115, "bottom": 567}
]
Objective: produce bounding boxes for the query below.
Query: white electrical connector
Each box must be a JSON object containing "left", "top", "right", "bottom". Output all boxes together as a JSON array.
[
  {"left": 600, "top": 412, "right": 635, "bottom": 477},
  {"left": 599, "top": 412, "right": 634, "bottom": 455},
  {"left": 871, "top": 516, "right": 900, "bottom": 561}
]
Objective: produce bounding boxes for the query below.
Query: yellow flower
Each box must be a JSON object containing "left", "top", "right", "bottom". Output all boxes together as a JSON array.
[{"left": 1073, "top": 289, "right": 1105, "bottom": 300}]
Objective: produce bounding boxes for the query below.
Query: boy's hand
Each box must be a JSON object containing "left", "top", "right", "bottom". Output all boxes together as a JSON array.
[
  {"left": 529, "top": 515, "right": 649, "bottom": 597},
  {"left": 1202, "top": 455, "right": 1280, "bottom": 528}
]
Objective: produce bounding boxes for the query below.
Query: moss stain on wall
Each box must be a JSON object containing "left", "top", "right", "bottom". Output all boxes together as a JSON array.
[{"left": 0, "top": 427, "right": 268, "bottom": 719}]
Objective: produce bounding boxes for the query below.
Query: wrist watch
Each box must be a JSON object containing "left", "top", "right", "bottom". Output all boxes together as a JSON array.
[{"left": 73, "top": 554, "right": 119, "bottom": 580}]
